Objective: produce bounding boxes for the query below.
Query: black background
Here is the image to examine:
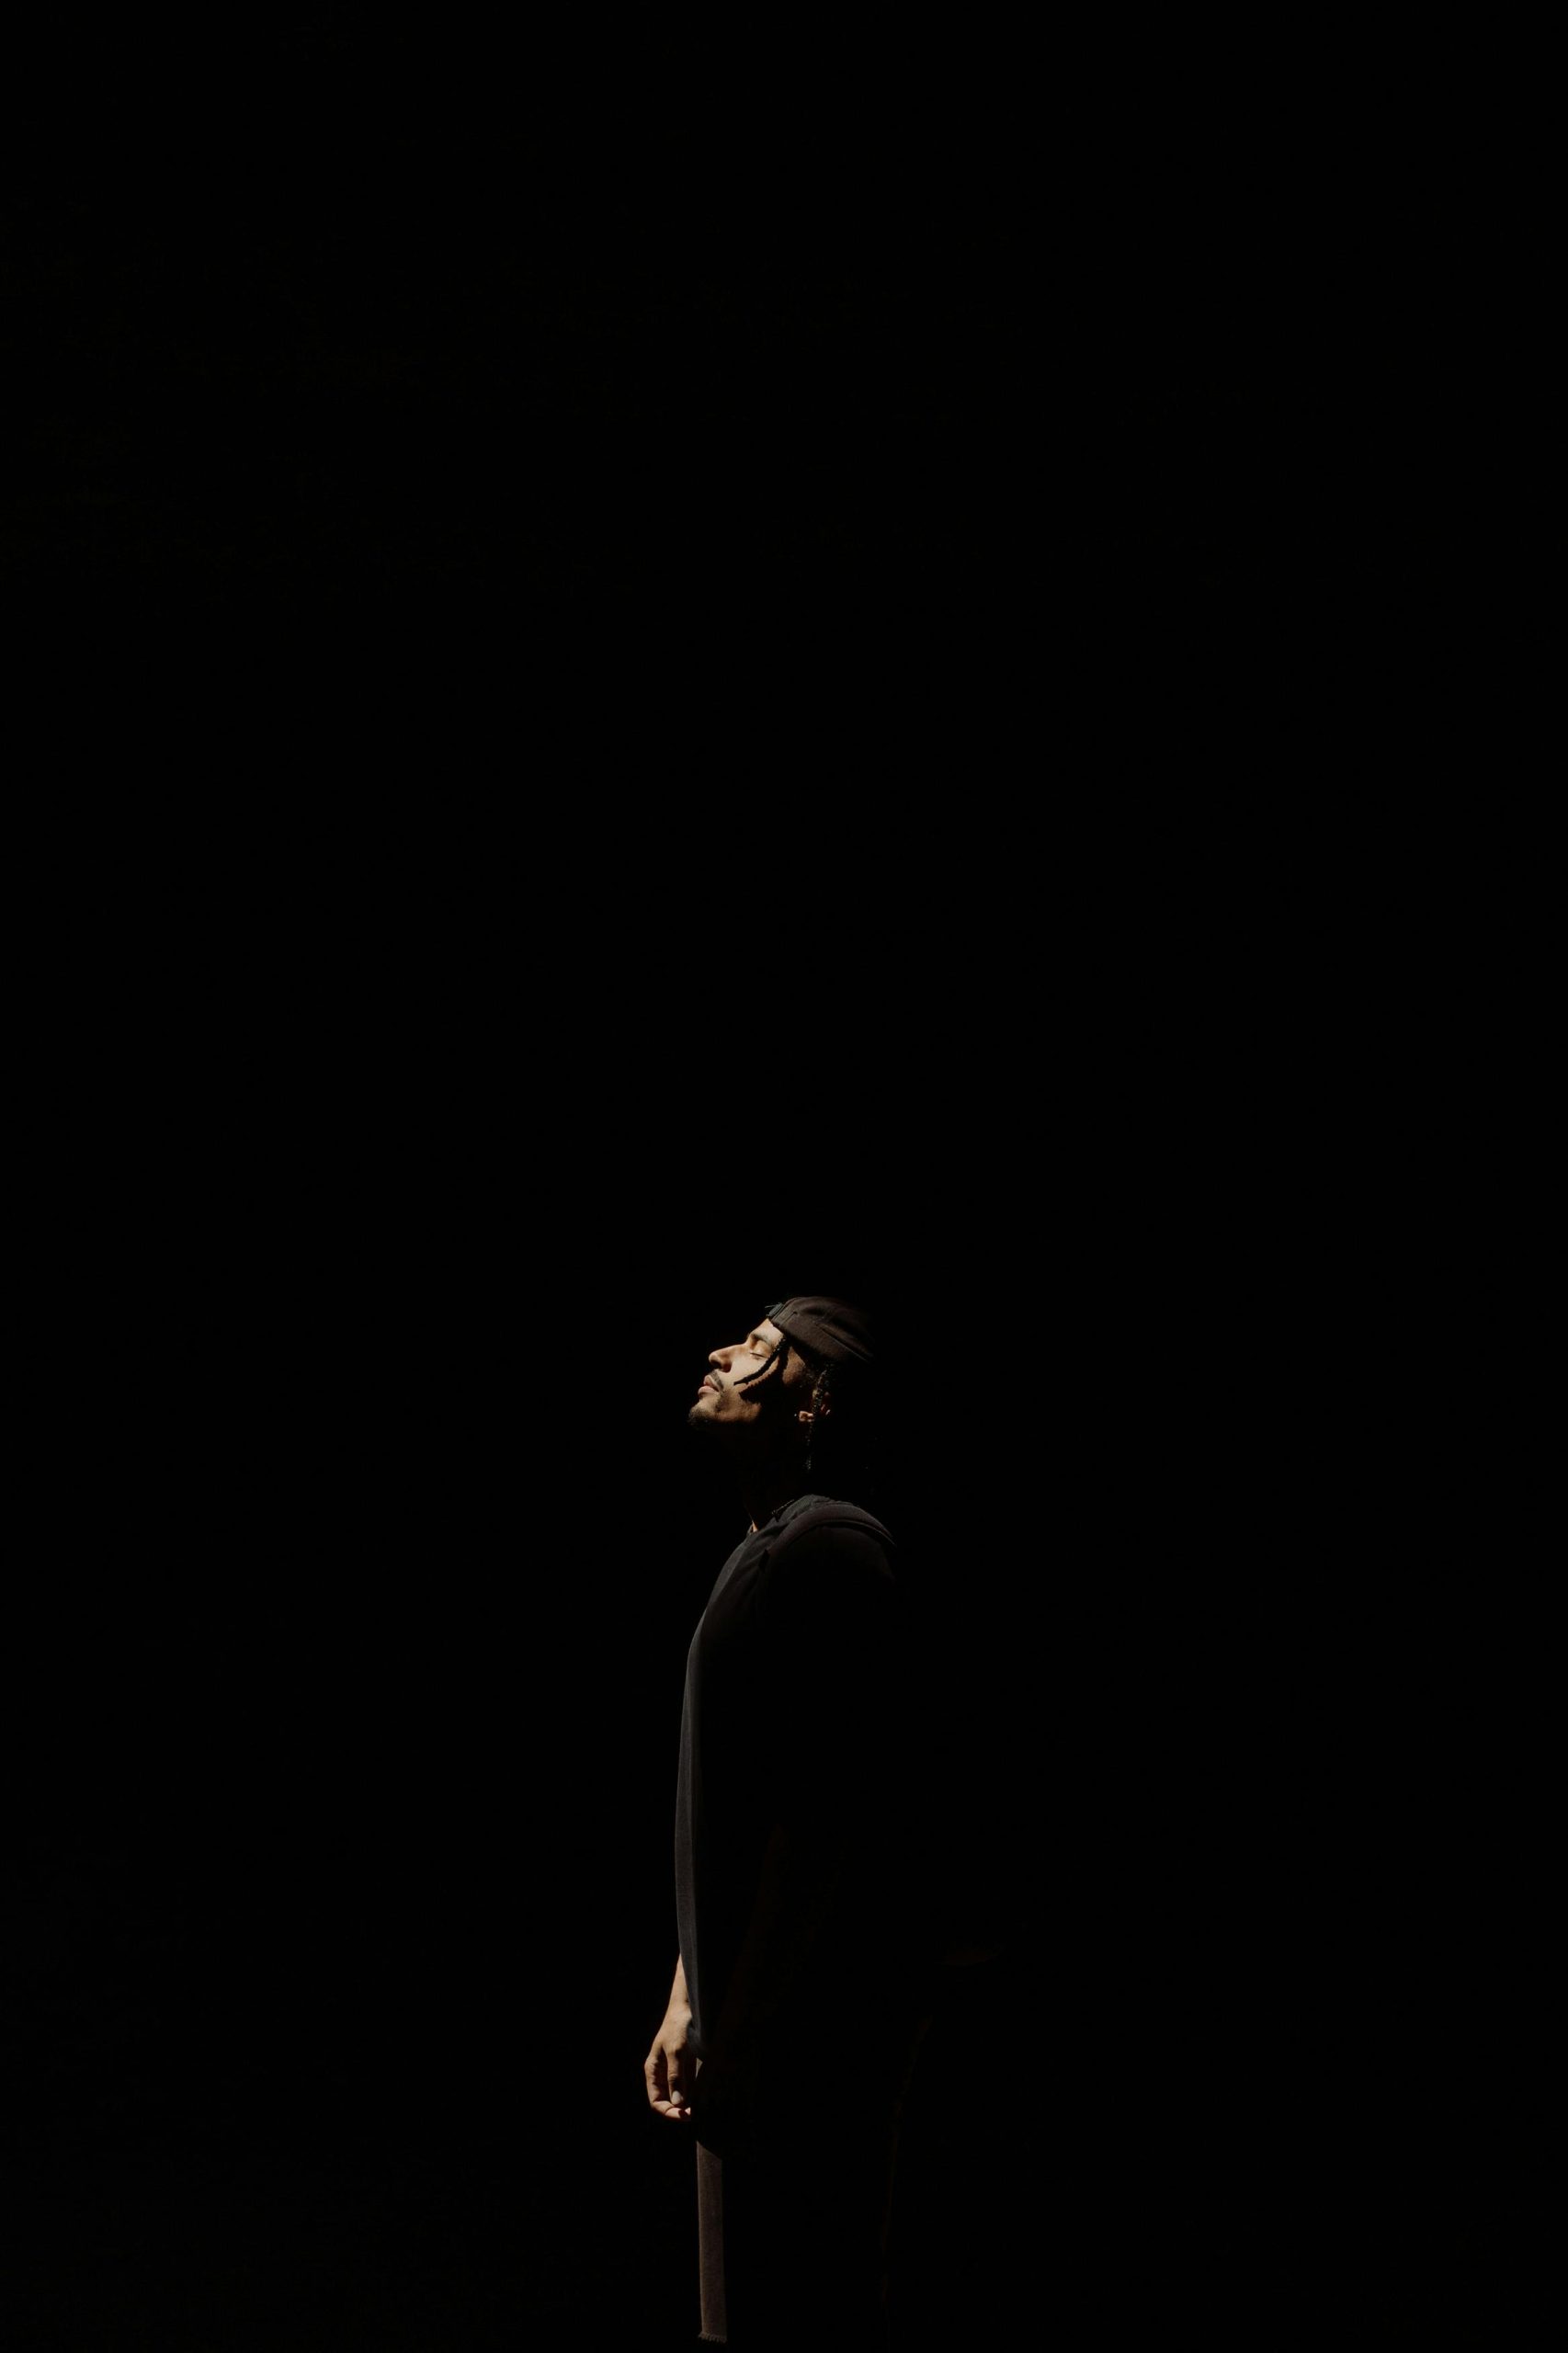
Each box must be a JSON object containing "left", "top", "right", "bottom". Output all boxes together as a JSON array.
[
  {"left": 8, "top": 1025, "right": 1549, "bottom": 2347},
  {"left": 10, "top": 1137, "right": 1039, "bottom": 2348},
  {"left": 4, "top": 24, "right": 1546, "bottom": 2347},
  {"left": 6, "top": 24, "right": 988, "bottom": 689}
]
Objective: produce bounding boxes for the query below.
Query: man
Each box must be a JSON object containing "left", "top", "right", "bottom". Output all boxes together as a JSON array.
[{"left": 643, "top": 1295, "right": 936, "bottom": 2351}]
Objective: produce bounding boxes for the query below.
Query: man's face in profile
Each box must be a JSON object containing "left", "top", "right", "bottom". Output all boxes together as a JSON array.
[{"left": 687, "top": 1315, "right": 795, "bottom": 1440}]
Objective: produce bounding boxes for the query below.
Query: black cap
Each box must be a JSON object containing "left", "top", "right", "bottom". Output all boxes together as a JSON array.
[{"left": 765, "top": 1295, "right": 875, "bottom": 1369}]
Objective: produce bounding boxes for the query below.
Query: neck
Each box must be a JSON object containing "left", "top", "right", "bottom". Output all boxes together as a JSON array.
[{"left": 739, "top": 1458, "right": 810, "bottom": 1534}]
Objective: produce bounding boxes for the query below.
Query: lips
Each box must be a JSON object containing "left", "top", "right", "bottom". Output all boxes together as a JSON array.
[{"left": 699, "top": 1376, "right": 719, "bottom": 1393}]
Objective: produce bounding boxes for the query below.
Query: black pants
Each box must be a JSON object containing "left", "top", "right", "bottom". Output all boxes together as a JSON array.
[{"left": 695, "top": 2002, "right": 935, "bottom": 2351}]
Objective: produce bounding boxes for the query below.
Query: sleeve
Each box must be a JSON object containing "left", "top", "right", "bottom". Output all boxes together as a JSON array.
[{"left": 753, "top": 1524, "right": 903, "bottom": 1838}]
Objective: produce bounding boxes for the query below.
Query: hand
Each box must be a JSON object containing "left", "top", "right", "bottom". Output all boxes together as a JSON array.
[{"left": 643, "top": 2000, "right": 694, "bottom": 2122}]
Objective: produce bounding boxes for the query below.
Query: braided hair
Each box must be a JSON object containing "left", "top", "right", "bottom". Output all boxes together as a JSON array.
[
  {"left": 734, "top": 1336, "right": 792, "bottom": 1392},
  {"left": 736, "top": 1333, "right": 878, "bottom": 1501}
]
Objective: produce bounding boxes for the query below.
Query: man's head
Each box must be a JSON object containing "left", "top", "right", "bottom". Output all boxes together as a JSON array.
[
  {"left": 687, "top": 1296, "right": 881, "bottom": 1499},
  {"left": 686, "top": 1313, "right": 824, "bottom": 1443}
]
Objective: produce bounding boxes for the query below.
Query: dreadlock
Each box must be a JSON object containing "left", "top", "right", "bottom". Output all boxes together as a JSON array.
[
  {"left": 807, "top": 1354, "right": 885, "bottom": 1504},
  {"left": 802, "top": 1359, "right": 833, "bottom": 1483},
  {"left": 735, "top": 1336, "right": 791, "bottom": 1391},
  {"left": 733, "top": 1336, "right": 878, "bottom": 1499}
]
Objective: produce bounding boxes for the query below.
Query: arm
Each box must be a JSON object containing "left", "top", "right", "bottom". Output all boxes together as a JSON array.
[
  {"left": 693, "top": 1525, "right": 903, "bottom": 2151},
  {"left": 690, "top": 1816, "right": 854, "bottom": 2155},
  {"left": 642, "top": 1953, "right": 694, "bottom": 2121},
  {"left": 710, "top": 1816, "right": 854, "bottom": 2049}
]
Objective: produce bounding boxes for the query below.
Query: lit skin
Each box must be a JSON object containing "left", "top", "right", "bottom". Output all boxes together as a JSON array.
[
  {"left": 643, "top": 1313, "right": 833, "bottom": 2131},
  {"left": 644, "top": 1954, "right": 694, "bottom": 2123},
  {"left": 686, "top": 1317, "right": 831, "bottom": 1534}
]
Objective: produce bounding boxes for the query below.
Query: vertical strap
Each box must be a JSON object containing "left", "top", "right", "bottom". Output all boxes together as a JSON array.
[{"left": 695, "top": 2054, "right": 728, "bottom": 2344}]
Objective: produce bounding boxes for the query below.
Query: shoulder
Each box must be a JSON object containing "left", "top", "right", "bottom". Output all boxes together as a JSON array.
[
  {"left": 771, "top": 1493, "right": 896, "bottom": 1548},
  {"left": 768, "top": 1494, "right": 895, "bottom": 1565},
  {"left": 756, "top": 1497, "right": 898, "bottom": 1623}
]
